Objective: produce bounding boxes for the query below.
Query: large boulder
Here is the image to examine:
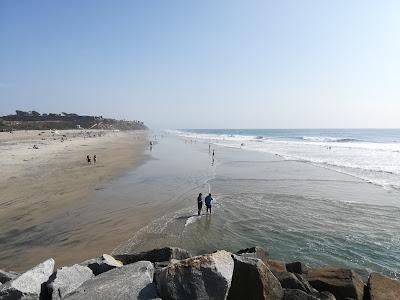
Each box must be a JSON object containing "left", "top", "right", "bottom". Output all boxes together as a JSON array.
[
  {"left": 46, "top": 264, "right": 94, "bottom": 299},
  {"left": 282, "top": 289, "right": 336, "bottom": 300},
  {"left": 0, "top": 258, "right": 54, "bottom": 299},
  {"left": 275, "top": 271, "right": 309, "bottom": 292},
  {"left": 80, "top": 254, "right": 123, "bottom": 275},
  {"left": 306, "top": 268, "right": 364, "bottom": 300},
  {"left": 64, "top": 261, "right": 159, "bottom": 300},
  {"left": 156, "top": 250, "right": 234, "bottom": 300},
  {"left": 286, "top": 262, "right": 309, "bottom": 274},
  {"left": 366, "top": 272, "right": 400, "bottom": 300},
  {"left": 0, "top": 270, "right": 19, "bottom": 284},
  {"left": 227, "top": 254, "right": 282, "bottom": 300},
  {"left": 114, "top": 247, "right": 190, "bottom": 265},
  {"left": 236, "top": 246, "right": 269, "bottom": 263}
]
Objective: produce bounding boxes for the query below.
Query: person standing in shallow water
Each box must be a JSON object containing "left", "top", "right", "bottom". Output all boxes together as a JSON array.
[
  {"left": 86, "top": 155, "right": 91, "bottom": 165},
  {"left": 93, "top": 155, "right": 97, "bottom": 164},
  {"left": 197, "top": 193, "right": 203, "bottom": 216},
  {"left": 205, "top": 193, "right": 213, "bottom": 214}
]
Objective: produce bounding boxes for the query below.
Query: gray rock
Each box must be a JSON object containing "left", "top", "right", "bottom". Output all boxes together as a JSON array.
[
  {"left": 46, "top": 264, "right": 94, "bottom": 299},
  {"left": 286, "top": 261, "right": 309, "bottom": 274},
  {"left": 80, "top": 254, "right": 123, "bottom": 275},
  {"left": 65, "top": 261, "right": 159, "bottom": 300},
  {"left": 114, "top": 247, "right": 190, "bottom": 265},
  {"left": 227, "top": 254, "right": 282, "bottom": 300},
  {"left": 156, "top": 250, "right": 234, "bottom": 300},
  {"left": 306, "top": 268, "right": 364, "bottom": 300},
  {"left": 0, "top": 258, "right": 54, "bottom": 299},
  {"left": 283, "top": 289, "right": 322, "bottom": 300},
  {"left": 236, "top": 246, "right": 269, "bottom": 263},
  {"left": 0, "top": 270, "right": 19, "bottom": 284},
  {"left": 275, "top": 271, "right": 309, "bottom": 292},
  {"left": 367, "top": 272, "right": 400, "bottom": 300}
]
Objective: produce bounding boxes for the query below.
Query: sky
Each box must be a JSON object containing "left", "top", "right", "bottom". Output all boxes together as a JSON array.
[{"left": 1, "top": 1, "right": 400, "bottom": 129}]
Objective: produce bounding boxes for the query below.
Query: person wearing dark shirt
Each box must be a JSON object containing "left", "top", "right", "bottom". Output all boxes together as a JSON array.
[
  {"left": 205, "top": 193, "right": 213, "bottom": 214},
  {"left": 197, "top": 193, "right": 203, "bottom": 216}
]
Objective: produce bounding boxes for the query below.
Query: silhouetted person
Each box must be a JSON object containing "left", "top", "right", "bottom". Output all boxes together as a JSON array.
[
  {"left": 197, "top": 193, "right": 203, "bottom": 216},
  {"left": 87, "top": 155, "right": 91, "bottom": 165},
  {"left": 205, "top": 193, "right": 213, "bottom": 214},
  {"left": 212, "top": 150, "right": 215, "bottom": 158},
  {"left": 93, "top": 155, "right": 97, "bottom": 164}
]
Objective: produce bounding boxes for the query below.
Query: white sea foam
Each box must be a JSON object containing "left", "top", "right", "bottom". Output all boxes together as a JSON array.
[{"left": 172, "top": 130, "right": 400, "bottom": 190}]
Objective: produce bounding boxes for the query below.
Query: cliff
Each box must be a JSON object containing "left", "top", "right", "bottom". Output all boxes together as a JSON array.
[{"left": 0, "top": 111, "right": 147, "bottom": 131}]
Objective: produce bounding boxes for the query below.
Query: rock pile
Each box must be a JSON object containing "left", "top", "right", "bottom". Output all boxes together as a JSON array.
[{"left": 0, "top": 246, "right": 398, "bottom": 300}]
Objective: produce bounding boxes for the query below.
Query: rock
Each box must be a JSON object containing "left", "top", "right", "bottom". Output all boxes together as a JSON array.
[
  {"left": 227, "top": 254, "right": 282, "bottom": 300},
  {"left": 0, "top": 258, "right": 54, "bottom": 299},
  {"left": 283, "top": 289, "right": 319, "bottom": 300},
  {"left": 155, "top": 250, "right": 234, "bottom": 300},
  {"left": 286, "top": 261, "right": 308, "bottom": 274},
  {"left": 80, "top": 254, "right": 123, "bottom": 275},
  {"left": 236, "top": 246, "right": 269, "bottom": 263},
  {"left": 283, "top": 289, "right": 336, "bottom": 300},
  {"left": 64, "top": 261, "right": 159, "bottom": 300},
  {"left": 46, "top": 264, "right": 94, "bottom": 299},
  {"left": 367, "top": 272, "right": 400, "bottom": 300},
  {"left": 275, "top": 271, "right": 309, "bottom": 292},
  {"left": 267, "top": 259, "right": 287, "bottom": 273},
  {"left": 0, "top": 270, "right": 19, "bottom": 284},
  {"left": 306, "top": 268, "right": 364, "bottom": 300},
  {"left": 114, "top": 247, "right": 190, "bottom": 265}
]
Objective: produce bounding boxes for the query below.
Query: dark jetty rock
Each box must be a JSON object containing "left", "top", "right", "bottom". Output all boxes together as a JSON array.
[
  {"left": 306, "top": 267, "right": 365, "bottom": 300},
  {"left": 155, "top": 250, "right": 234, "bottom": 300},
  {"left": 286, "top": 261, "right": 309, "bottom": 274},
  {"left": 0, "top": 270, "right": 19, "bottom": 284},
  {"left": 275, "top": 271, "right": 310, "bottom": 292},
  {"left": 64, "top": 261, "right": 159, "bottom": 300},
  {"left": 366, "top": 272, "right": 400, "bottom": 300},
  {"left": 80, "top": 254, "right": 123, "bottom": 276},
  {"left": 114, "top": 247, "right": 190, "bottom": 265},
  {"left": 46, "top": 264, "right": 94, "bottom": 300},
  {"left": 283, "top": 289, "right": 336, "bottom": 300},
  {"left": 0, "top": 258, "right": 54, "bottom": 299},
  {"left": 227, "top": 254, "right": 282, "bottom": 300},
  {"left": 236, "top": 246, "right": 269, "bottom": 263}
]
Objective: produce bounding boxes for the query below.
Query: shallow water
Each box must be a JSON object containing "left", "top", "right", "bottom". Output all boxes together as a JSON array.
[{"left": 114, "top": 134, "right": 400, "bottom": 279}]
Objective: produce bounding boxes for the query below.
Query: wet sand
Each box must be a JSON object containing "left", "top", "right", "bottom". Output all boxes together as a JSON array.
[{"left": 0, "top": 130, "right": 147, "bottom": 271}]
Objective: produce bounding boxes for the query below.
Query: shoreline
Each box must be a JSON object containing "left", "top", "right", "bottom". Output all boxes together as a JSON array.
[{"left": 0, "top": 129, "right": 148, "bottom": 271}]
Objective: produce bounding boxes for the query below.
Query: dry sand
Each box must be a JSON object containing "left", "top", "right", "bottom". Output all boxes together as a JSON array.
[{"left": 0, "top": 129, "right": 147, "bottom": 270}]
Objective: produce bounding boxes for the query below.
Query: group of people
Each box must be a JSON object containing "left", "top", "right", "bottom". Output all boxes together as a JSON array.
[
  {"left": 86, "top": 154, "right": 97, "bottom": 165},
  {"left": 196, "top": 193, "right": 214, "bottom": 216}
]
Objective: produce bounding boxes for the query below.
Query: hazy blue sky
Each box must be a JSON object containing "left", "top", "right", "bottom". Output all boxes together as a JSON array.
[{"left": 1, "top": 1, "right": 399, "bottom": 129}]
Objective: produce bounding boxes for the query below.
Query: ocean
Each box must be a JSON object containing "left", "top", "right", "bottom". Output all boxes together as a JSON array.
[
  {"left": 111, "top": 129, "right": 400, "bottom": 280},
  {"left": 175, "top": 129, "right": 400, "bottom": 190}
]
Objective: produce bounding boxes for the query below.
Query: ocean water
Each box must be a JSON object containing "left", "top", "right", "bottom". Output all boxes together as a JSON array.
[
  {"left": 113, "top": 131, "right": 400, "bottom": 279},
  {"left": 174, "top": 129, "right": 400, "bottom": 190}
]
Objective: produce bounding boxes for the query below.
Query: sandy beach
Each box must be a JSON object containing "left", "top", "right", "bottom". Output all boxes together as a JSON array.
[{"left": 0, "top": 129, "right": 147, "bottom": 270}]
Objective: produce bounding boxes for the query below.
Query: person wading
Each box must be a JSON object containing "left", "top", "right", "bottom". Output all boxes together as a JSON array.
[
  {"left": 205, "top": 193, "right": 213, "bottom": 214},
  {"left": 197, "top": 193, "right": 203, "bottom": 216}
]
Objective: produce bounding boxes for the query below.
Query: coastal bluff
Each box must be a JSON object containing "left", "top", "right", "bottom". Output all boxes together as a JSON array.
[
  {"left": 0, "top": 246, "right": 398, "bottom": 300},
  {"left": 0, "top": 110, "right": 147, "bottom": 131}
]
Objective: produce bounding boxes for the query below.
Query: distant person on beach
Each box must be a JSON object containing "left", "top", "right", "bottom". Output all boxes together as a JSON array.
[
  {"left": 86, "top": 155, "right": 91, "bottom": 165},
  {"left": 205, "top": 193, "right": 213, "bottom": 214},
  {"left": 212, "top": 150, "right": 215, "bottom": 157},
  {"left": 209, "top": 144, "right": 211, "bottom": 153},
  {"left": 93, "top": 155, "right": 97, "bottom": 164},
  {"left": 197, "top": 193, "right": 203, "bottom": 216}
]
